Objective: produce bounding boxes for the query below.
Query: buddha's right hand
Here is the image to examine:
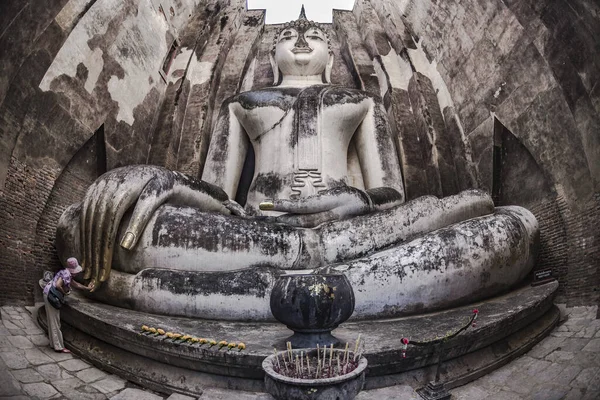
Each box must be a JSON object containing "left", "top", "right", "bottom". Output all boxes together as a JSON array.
[{"left": 78, "top": 165, "right": 236, "bottom": 291}]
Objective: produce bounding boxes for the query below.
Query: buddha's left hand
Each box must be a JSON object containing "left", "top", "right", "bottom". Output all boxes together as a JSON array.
[{"left": 260, "top": 186, "right": 402, "bottom": 228}]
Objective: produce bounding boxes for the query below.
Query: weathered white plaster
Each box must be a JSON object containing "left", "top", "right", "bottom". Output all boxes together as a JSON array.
[
  {"left": 377, "top": 47, "right": 413, "bottom": 92},
  {"left": 106, "top": 3, "right": 169, "bottom": 125},
  {"left": 241, "top": 57, "right": 257, "bottom": 91},
  {"left": 187, "top": 58, "right": 215, "bottom": 86},
  {"left": 168, "top": 47, "right": 194, "bottom": 83},
  {"left": 84, "top": 47, "right": 104, "bottom": 93},
  {"left": 41, "top": 0, "right": 204, "bottom": 125},
  {"left": 401, "top": 0, "right": 432, "bottom": 36},
  {"left": 407, "top": 39, "right": 455, "bottom": 114},
  {"left": 397, "top": 0, "right": 412, "bottom": 14},
  {"left": 40, "top": 0, "right": 122, "bottom": 92},
  {"left": 55, "top": 0, "right": 97, "bottom": 31}
]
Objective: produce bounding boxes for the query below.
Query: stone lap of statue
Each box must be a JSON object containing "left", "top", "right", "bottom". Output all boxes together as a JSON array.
[{"left": 55, "top": 11, "right": 539, "bottom": 320}]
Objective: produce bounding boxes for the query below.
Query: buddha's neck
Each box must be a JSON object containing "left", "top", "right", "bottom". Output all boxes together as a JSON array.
[{"left": 279, "top": 75, "right": 326, "bottom": 88}]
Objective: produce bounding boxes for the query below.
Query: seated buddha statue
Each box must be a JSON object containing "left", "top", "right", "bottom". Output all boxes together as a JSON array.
[{"left": 55, "top": 11, "right": 538, "bottom": 320}]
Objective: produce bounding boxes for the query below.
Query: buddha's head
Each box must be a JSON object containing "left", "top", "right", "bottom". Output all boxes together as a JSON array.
[{"left": 270, "top": 6, "right": 334, "bottom": 85}]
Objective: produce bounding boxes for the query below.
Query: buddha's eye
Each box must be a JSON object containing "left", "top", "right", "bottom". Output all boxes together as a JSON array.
[
  {"left": 280, "top": 31, "right": 296, "bottom": 42},
  {"left": 307, "top": 35, "right": 324, "bottom": 41}
]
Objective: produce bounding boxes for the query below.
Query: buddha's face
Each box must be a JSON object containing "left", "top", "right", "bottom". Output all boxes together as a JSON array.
[{"left": 274, "top": 27, "right": 329, "bottom": 77}]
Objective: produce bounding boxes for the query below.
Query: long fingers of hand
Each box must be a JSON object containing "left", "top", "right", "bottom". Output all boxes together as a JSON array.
[
  {"left": 81, "top": 179, "right": 106, "bottom": 280},
  {"left": 85, "top": 168, "right": 155, "bottom": 289},
  {"left": 91, "top": 186, "right": 109, "bottom": 286},
  {"left": 120, "top": 173, "right": 175, "bottom": 250},
  {"left": 89, "top": 179, "right": 145, "bottom": 289},
  {"left": 98, "top": 188, "right": 140, "bottom": 284}
]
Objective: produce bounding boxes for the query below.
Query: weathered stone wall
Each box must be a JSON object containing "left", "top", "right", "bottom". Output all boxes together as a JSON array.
[
  {"left": 0, "top": 0, "right": 246, "bottom": 304},
  {"left": 389, "top": 0, "right": 600, "bottom": 305},
  {"left": 0, "top": 0, "right": 598, "bottom": 308}
]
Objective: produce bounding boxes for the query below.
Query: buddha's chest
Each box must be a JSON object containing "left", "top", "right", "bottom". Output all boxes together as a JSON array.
[{"left": 232, "top": 88, "right": 370, "bottom": 144}]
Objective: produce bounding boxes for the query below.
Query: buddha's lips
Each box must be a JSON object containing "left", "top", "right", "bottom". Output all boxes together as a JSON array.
[{"left": 292, "top": 47, "right": 312, "bottom": 54}]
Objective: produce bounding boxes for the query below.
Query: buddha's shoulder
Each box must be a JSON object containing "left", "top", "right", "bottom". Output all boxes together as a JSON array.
[
  {"left": 321, "top": 86, "right": 375, "bottom": 106},
  {"left": 230, "top": 88, "right": 302, "bottom": 110},
  {"left": 225, "top": 86, "right": 377, "bottom": 109}
]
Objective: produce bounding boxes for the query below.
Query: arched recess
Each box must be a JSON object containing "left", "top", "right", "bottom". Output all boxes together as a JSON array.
[
  {"left": 492, "top": 118, "right": 569, "bottom": 298},
  {"left": 31, "top": 125, "right": 106, "bottom": 302}
]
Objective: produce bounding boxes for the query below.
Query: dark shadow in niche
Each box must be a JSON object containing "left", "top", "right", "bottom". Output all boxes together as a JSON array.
[
  {"left": 492, "top": 118, "right": 554, "bottom": 208},
  {"left": 96, "top": 124, "right": 107, "bottom": 176},
  {"left": 492, "top": 118, "right": 569, "bottom": 296}
]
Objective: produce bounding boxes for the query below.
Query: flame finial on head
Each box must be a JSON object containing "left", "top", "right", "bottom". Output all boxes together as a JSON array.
[{"left": 299, "top": 4, "right": 307, "bottom": 20}]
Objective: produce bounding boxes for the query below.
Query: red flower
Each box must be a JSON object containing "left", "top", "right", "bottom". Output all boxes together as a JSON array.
[
  {"left": 401, "top": 338, "right": 409, "bottom": 345},
  {"left": 473, "top": 309, "right": 479, "bottom": 314}
]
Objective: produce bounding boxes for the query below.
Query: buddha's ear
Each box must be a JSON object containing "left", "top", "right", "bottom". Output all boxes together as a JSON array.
[
  {"left": 324, "top": 52, "right": 334, "bottom": 84},
  {"left": 269, "top": 53, "right": 279, "bottom": 86}
]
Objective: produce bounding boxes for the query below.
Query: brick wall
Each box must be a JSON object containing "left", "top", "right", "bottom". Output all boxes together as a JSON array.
[
  {"left": 529, "top": 196, "right": 569, "bottom": 299},
  {"left": 563, "top": 194, "right": 600, "bottom": 306},
  {"left": 0, "top": 158, "right": 59, "bottom": 304},
  {"left": 31, "top": 135, "right": 98, "bottom": 302}
]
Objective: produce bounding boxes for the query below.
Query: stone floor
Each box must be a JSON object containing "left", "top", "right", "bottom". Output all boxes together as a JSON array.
[{"left": 0, "top": 304, "right": 598, "bottom": 400}]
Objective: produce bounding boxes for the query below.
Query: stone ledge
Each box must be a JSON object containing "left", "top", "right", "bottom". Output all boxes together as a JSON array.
[{"left": 37, "top": 282, "right": 558, "bottom": 395}]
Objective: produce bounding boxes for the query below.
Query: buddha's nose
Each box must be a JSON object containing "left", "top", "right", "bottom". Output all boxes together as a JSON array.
[{"left": 294, "top": 34, "right": 310, "bottom": 50}]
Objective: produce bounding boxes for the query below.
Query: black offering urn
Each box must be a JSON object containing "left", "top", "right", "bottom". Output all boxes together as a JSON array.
[{"left": 270, "top": 274, "right": 355, "bottom": 348}]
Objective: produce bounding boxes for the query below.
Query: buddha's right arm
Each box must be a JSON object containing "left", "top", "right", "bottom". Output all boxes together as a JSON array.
[
  {"left": 60, "top": 100, "right": 249, "bottom": 291},
  {"left": 60, "top": 165, "right": 239, "bottom": 292}
]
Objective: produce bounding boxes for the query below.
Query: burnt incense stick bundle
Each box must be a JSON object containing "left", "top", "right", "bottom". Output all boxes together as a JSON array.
[
  {"left": 273, "top": 348, "right": 281, "bottom": 369},
  {"left": 343, "top": 342, "right": 349, "bottom": 365},
  {"left": 354, "top": 334, "right": 361, "bottom": 361},
  {"left": 329, "top": 344, "right": 334, "bottom": 367},
  {"left": 317, "top": 344, "right": 320, "bottom": 366}
]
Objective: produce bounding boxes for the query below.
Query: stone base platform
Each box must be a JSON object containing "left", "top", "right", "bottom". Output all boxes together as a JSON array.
[{"left": 38, "top": 282, "right": 559, "bottom": 397}]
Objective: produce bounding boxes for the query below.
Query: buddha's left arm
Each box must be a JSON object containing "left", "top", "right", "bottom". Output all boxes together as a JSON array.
[{"left": 354, "top": 97, "right": 405, "bottom": 209}]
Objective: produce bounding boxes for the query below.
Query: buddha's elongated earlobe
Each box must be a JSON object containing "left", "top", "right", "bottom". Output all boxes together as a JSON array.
[
  {"left": 324, "top": 53, "right": 334, "bottom": 84},
  {"left": 269, "top": 53, "right": 279, "bottom": 86}
]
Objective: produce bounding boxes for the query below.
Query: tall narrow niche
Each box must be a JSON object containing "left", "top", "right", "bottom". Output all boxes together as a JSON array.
[{"left": 32, "top": 125, "right": 108, "bottom": 301}]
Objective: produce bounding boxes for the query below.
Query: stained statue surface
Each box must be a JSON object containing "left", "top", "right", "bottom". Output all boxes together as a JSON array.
[{"left": 56, "top": 10, "right": 539, "bottom": 320}]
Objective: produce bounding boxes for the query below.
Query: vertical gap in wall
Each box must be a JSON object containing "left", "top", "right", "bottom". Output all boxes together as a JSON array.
[
  {"left": 492, "top": 118, "right": 503, "bottom": 206},
  {"left": 96, "top": 124, "right": 107, "bottom": 176},
  {"left": 160, "top": 39, "right": 180, "bottom": 82}
]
